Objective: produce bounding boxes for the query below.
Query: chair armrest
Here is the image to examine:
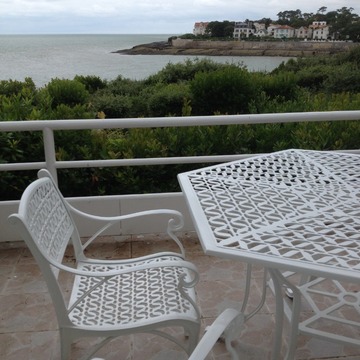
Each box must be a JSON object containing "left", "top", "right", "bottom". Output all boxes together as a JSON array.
[
  {"left": 49, "top": 256, "right": 199, "bottom": 281},
  {"left": 37, "top": 169, "right": 186, "bottom": 255},
  {"left": 189, "top": 308, "right": 244, "bottom": 360},
  {"left": 67, "top": 205, "right": 185, "bottom": 256},
  {"left": 68, "top": 204, "right": 183, "bottom": 225}
]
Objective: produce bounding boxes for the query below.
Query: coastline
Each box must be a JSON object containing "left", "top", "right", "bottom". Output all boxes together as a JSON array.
[{"left": 114, "top": 39, "right": 359, "bottom": 57}]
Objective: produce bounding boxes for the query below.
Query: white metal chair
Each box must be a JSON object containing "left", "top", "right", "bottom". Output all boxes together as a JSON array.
[{"left": 8, "top": 169, "right": 201, "bottom": 360}]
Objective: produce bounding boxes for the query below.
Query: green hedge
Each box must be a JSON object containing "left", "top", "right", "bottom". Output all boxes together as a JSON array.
[{"left": 1, "top": 49, "right": 360, "bottom": 200}]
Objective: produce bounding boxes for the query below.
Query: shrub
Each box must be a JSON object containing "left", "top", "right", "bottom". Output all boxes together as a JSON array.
[
  {"left": 322, "top": 64, "right": 360, "bottom": 93},
  {"left": 0, "top": 77, "right": 36, "bottom": 97},
  {"left": 341, "top": 46, "right": 360, "bottom": 67},
  {"left": 145, "top": 58, "right": 226, "bottom": 85},
  {"left": 291, "top": 121, "right": 356, "bottom": 150},
  {"left": 257, "top": 71, "right": 300, "bottom": 100},
  {"left": 91, "top": 93, "right": 133, "bottom": 118},
  {"left": 50, "top": 104, "right": 94, "bottom": 120},
  {"left": 311, "top": 92, "right": 360, "bottom": 111},
  {"left": 190, "top": 66, "right": 259, "bottom": 115},
  {"left": 147, "top": 83, "right": 191, "bottom": 117},
  {"left": 46, "top": 78, "right": 89, "bottom": 107},
  {"left": 0, "top": 78, "right": 38, "bottom": 120},
  {"left": 294, "top": 65, "right": 334, "bottom": 91},
  {"left": 74, "top": 75, "right": 107, "bottom": 94},
  {"left": 249, "top": 89, "right": 313, "bottom": 114},
  {"left": 0, "top": 93, "right": 35, "bottom": 120},
  {"left": 106, "top": 76, "right": 144, "bottom": 96}
]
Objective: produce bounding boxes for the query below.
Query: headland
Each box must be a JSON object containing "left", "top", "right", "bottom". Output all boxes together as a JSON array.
[{"left": 114, "top": 38, "right": 359, "bottom": 57}]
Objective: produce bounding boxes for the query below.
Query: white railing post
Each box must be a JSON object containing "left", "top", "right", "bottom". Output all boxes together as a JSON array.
[{"left": 43, "top": 127, "right": 58, "bottom": 184}]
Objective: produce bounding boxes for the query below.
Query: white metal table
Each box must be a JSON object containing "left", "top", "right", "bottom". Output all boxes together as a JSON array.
[{"left": 178, "top": 149, "right": 360, "bottom": 359}]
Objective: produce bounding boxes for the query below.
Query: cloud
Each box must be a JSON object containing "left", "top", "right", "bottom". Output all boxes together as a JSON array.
[{"left": 0, "top": 0, "right": 359, "bottom": 34}]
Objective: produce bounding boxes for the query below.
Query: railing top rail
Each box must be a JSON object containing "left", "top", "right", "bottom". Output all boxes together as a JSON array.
[{"left": 1, "top": 111, "right": 360, "bottom": 132}]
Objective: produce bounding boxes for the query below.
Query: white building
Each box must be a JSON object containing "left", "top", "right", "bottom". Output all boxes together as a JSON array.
[
  {"left": 295, "top": 26, "right": 312, "bottom": 39},
  {"left": 267, "top": 24, "right": 279, "bottom": 37},
  {"left": 233, "top": 21, "right": 255, "bottom": 39},
  {"left": 253, "top": 22, "right": 266, "bottom": 32},
  {"left": 310, "top": 21, "right": 330, "bottom": 40},
  {"left": 273, "top": 25, "right": 295, "bottom": 39},
  {"left": 312, "top": 21, "right": 327, "bottom": 27},
  {"left": 254, "top": 29, "right": 269, "bottom": 37}
]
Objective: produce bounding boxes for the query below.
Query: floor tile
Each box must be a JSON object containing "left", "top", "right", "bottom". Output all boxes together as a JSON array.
[{"left": 1, "top": 233, "right": 360, "bottom": 359}]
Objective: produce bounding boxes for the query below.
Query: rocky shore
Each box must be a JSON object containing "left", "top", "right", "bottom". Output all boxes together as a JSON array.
[{"left": 114, "top": 38, "right": 359, "bottom": 57}]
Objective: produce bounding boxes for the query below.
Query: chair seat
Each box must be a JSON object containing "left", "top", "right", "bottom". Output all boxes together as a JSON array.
[{"left": 69, "top": 255, "right": 198, "bottom": 329}]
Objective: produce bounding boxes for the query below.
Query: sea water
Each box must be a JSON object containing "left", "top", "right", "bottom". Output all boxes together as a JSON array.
[{"left": 0, "top": 34, "right": 291, "bottom": 88}]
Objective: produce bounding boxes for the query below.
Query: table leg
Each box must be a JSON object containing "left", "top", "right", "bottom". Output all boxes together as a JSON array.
[
  {"left": 232, "top": 264, "right": 269, "bottom": 353},
  {"left": 268, "top": 268, "right": 285, "bottom": 360},
  {"left": 242, "top": 264, "right": 268, "bottom": 317},
  {"left": 268, "top": 269, "right": 303, "bottom": 360}
]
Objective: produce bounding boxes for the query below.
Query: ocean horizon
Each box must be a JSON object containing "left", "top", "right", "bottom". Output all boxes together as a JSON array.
[{"left": 0, "top": 34, "right": 291, "bottom": 88}]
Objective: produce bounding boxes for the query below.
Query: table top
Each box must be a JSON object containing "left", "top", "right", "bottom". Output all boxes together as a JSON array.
[{"left": 178, "top": 149, "right": 360, "bottom": 282}]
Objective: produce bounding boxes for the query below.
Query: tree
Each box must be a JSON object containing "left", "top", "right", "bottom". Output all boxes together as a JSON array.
[
  {"left": 258, "top": 17, "right": 272, "bottom": 27},
  {"left": 324, "top": 11, "right": 338, "bottom": 25},
  {"left": 303, "top": 12, "right": 314, "bottom": 21},
  {"left": 331, "top": 7, "right": 359, "bottom": 40},
  {"left": 347, "top": 22, "right": 360, "bottom": 42},
  {"left": 317, "top": 6, "right": 327, "bottom": 14},
  {"left": 205, "top": 21, "right": 235, "bottom": 38},
  {"left": 277, "top": 9, "right": 303, "bottom": 25}
]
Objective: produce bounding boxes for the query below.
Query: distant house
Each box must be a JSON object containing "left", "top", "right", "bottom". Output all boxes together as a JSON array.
[
  {"left": 253, "top": 23, "right": 269, "bottom": 37},
  {"left": 254, "top": 29, "right": 269, "bottom": 37},
  {"left": 310, "top": 21, "right": 330, "bottom": 40},
  {"left": 295, "top": 26, "right": 312, "bottom": 39},
  {"left": 253, "top": 22, "right": 266, "bottom": 32},
  {"left": 207, "top": 18, "right": 336, "bottom": 42},
  {"left": 233, "top": 21, "right": 255, "bottom": 39},
  {"left": 267, "top": 24, "right": 279, "bottom": 37},
  {"left": 273, "top": 25, "right": 295, "bottom": 39},
  {"left": 193, "top": 22, "right": 209, "bottom": 36},
  {"left": 312, "top": 25, "right": 330, "bottom": 40},
  {"left": 311, "top": 21, "right": 327, "bottom": 27}
]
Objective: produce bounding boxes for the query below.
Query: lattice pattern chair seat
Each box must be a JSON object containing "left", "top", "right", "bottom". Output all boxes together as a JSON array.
[
  {"left": 8, "top": 169, "right": 200, "bottom": 360},
  {"left": 70, "top": 260, "right": 198, "bottom": 328}
]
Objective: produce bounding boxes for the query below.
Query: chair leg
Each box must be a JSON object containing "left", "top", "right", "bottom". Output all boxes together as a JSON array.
[
  {"left": 60, "top": 328, "right": 72, "bottom": 360},
  {"left": 185, "top": 324, "right": 200, "bottom": 355}
]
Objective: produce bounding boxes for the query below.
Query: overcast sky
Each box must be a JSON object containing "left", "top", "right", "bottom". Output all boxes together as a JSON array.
[{"left": 0, "top": 0, "right": 359, "bottom": 34}]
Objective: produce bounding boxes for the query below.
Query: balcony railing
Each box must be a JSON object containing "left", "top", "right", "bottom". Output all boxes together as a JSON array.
[{"left": 1, "top": 111, "right": 360, "bottom": 242}]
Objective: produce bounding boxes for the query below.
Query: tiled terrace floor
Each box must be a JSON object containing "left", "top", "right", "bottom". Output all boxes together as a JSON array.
[{"left": 1, "top": 232, "right": 360, "bottom": 360}]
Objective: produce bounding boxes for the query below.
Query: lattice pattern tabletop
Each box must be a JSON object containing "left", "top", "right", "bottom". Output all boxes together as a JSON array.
[{"left": 178, "top": 149, "right": 360, "bottom": 281}]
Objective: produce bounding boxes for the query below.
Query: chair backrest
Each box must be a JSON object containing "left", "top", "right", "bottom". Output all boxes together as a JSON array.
[
  {"left": 8, "top": 174, "right": 78, "bottom": 324},
  {"left": 9, "top": 176, "right": 75, "bottom": 272}
]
